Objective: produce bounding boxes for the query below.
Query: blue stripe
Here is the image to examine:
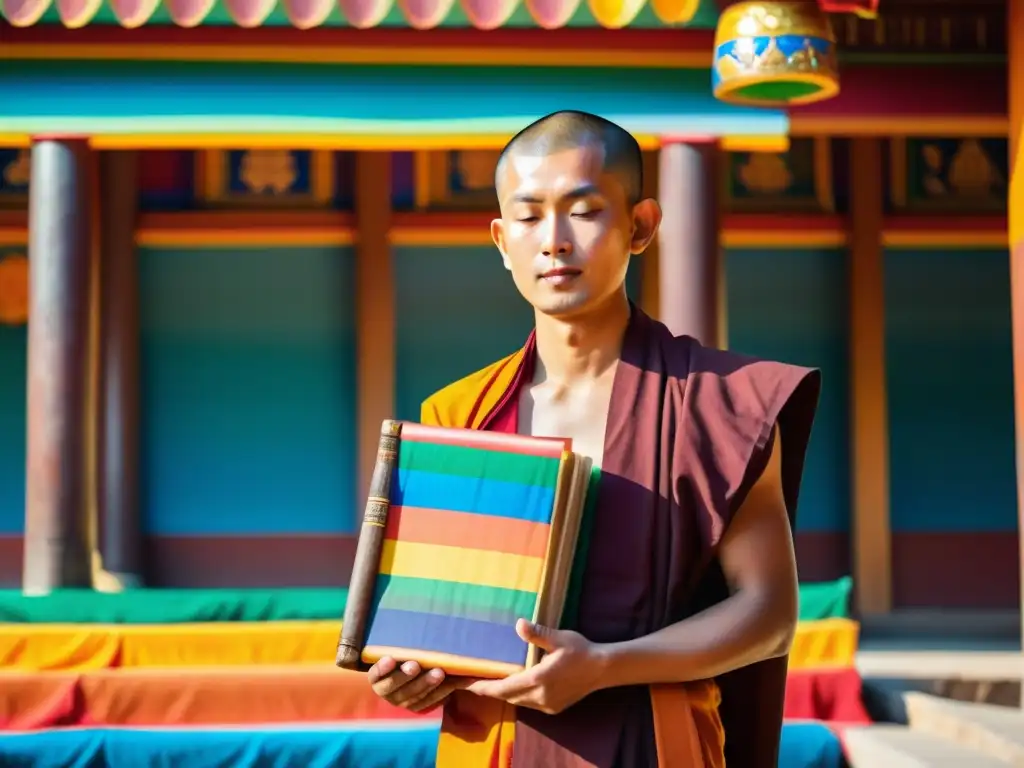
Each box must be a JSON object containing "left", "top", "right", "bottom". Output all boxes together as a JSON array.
[
  {"left": 365, "top": 607, "right": 528, "bottom": 668},
  {"left": 392, "top": 469, "right": 556, "bottom": 523},
  {"left": 0, "top": 60, "right": 789, "bottom": 139}
]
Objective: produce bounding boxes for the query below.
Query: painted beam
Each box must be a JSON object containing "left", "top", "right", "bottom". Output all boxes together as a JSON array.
[
  {"left": 848, "top": 137, "right": 891, "bottom": 616},
  {"left": 2, "top": 209, "right": 1014, "bottom": 250},
  {"left": 0, "top": 59, "right": 788, "bottom": 143},
  {"left": 789, "top": 66, "right": 1007, "bottom": 136},
  {"left": 354, "top": 152, "right": 395, "bottom": 516},
  {"left": 0, "top": 25, "right": 715, "bottom": 68}
]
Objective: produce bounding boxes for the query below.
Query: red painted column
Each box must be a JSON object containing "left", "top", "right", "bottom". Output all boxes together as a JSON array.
[
  {"left": 1007, "top": 0, "right": 1024, "bottom": 661},
  {"left": 657, "top": 140, "right": 722, "bottom": 347},
  {"left": 22, "top": 138, "right": 93, "bottom": 593},
  {"left": 97, "top": 150, "right": 142, "bottom": 588}
]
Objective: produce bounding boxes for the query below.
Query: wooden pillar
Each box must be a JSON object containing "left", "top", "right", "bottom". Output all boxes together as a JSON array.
[
  {"left": 1008, "top": 0, "right": 1024, "bottom": 655},
  {"left": 354, "top": 152, "right": 395, "bottom": 510},
  {"left": 23, "top": 138, "right": 93, "bottom": 593},
  {"left": 658, "top": 140, "right": 722, "bottom": 347},
  {"left": 848, "top": 137, "right": 891, "bottom": 616},
  {"left": 96, "top": 151, "right": 142, "bottom": 588}
]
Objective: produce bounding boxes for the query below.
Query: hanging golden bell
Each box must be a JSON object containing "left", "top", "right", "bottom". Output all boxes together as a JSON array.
[{"left": 712, "top": 1, "right": 840, "bottom": 107}]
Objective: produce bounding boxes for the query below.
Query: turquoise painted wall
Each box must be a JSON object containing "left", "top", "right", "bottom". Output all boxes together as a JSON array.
[
  {"left": 0, "top": 303, "right": 25, "bottom": 535},
  {"left": 725, "top": 247, "right": 850, "bottom": 535},
  {"left": 885, "top": 248, "right": 1016, "bottom": 534},
  {"left": 393, "top": 245, "right": 643, "bottom": 423},
  {"left": 139, "top": 245, "right": 358, "bottom": 536}
]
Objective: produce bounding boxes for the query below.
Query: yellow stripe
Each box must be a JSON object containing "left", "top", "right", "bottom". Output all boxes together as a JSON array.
[
  {"left": 362, "top": 646, "right": 522, "bottom": 678},
  {"left": 882, "top": 229, "right": 1007, "bottom": 248},
  {"left": 0, "top": 617, "right": 853, "bottom": 673},
  {"left": 82, "top": 133, "right": 663, "bottom": 151},
  {"left": 379, "top": 539, "right": 544, "bottom": 592},
  {"left": 789, "top": 115, "right": 1008, "bottom": 137},
  {"left": 135, "top": 227, "right": 355, "bottom": 247},
  {"left": 0, "top": 43, "right": 710, "bottom": 70},
  {"left": 788, "top": 617, "right": 859, "bottom": 670}
]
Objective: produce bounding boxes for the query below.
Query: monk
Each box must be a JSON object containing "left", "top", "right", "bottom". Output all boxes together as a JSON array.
[{"left": 367, "top": 111, "right": 821, "bottom": 768}]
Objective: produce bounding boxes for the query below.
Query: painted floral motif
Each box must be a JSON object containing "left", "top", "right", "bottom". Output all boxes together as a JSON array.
[
  {"left": 2, "top": 150, "right": 29, "bottom": 191},
  {"left": 239, "top": 150, "right": 298, "bottom": 195}
]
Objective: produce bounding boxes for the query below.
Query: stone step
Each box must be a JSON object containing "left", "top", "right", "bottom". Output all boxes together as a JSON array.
[
  {"left": 844, "top": 724, "right": 1012, "bottom": 768},
  {"left": 903, "top": 692, "right": 1024, "bottom": 767}
]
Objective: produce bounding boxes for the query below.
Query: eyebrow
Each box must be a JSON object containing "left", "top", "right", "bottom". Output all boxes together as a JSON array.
[{"left": 511, "top": 184, "right": 602, "bottom": 205}]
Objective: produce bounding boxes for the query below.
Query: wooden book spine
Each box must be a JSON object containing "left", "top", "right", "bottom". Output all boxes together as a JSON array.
[{"left": 336, "top": 419, "right": 402, "bottom": 670}]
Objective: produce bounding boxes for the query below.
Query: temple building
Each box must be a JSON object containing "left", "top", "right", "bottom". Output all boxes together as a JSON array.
[{"left": 0, "top": 0, "right": 1018, "bottom": 622}]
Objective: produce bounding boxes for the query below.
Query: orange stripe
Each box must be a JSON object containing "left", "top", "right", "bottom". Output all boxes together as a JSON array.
[
  {"left": 384, "top": 506, "right": 550, "bottom": 559},
  {"left": 399, "top": 421, "right": 569, "bottom": 457}
]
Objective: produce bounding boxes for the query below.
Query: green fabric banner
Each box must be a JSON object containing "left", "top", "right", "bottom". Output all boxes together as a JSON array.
[{"left": 0, "top": 577, "right": 851, "bottom": 624}]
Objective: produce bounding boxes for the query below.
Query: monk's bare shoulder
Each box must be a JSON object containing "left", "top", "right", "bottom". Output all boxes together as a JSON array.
[{"left": 420, "top": 349, "right": 523, "bottom": 426}]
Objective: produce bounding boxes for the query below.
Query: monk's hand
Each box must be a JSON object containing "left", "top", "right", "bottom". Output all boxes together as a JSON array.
[
  {"left": 465, "top": 619, "right": 603, "bottom": 715},
  {"left": 367, "top": 657, "right": 465, "bottom": 714}
]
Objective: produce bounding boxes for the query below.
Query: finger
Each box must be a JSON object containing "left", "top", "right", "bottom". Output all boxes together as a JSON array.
[
  {"left": 465, "top": 670, "right": 535, "bottom": 700},
  {"left": 389, "top": 668, "right": 446, "bottom": 707},
  {"left": 516, "top": 619, "right": 559, "bottom": 652},
  {"left": 371, "top": 660, "right": 422, "bottom": 697},
  {"left": 408, "top": 678, "right": 460, "bottom": 713},
  {"left": 367, "top": 657, "right": 397, "bottom": 686}
]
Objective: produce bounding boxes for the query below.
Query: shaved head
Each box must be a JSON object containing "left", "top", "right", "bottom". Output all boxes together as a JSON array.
[{"left": 495, "top": 111, "right": 644, "bottom": 205}]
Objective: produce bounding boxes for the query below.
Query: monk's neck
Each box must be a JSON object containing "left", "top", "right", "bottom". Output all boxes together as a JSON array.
[{"left": 532, "top": 293, "right": 629, "bottom": 385}]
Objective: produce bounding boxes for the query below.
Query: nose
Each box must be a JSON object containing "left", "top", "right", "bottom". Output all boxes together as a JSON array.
[{"left": 540, "top": 213, "right": 573, "bottom": 258}]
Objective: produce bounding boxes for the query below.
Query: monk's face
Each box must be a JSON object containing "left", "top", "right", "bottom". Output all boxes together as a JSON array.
[{"left": 491, "top": 143, "right": 660, "bottom": 319}]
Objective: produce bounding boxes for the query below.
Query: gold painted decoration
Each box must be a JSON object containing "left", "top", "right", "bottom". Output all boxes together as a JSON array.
[
  {"left": 240, "top": 149, "right": 298, "bottom": 194},
  {"left": 339, "top": 0, "right": 394, "bottom": 27},
  {"left": 56, "top": 0, "right": 103, "bottom": 26},
  {"left": 283, "top": 0, "right": 334, "bottom": 27},
  {"left": 712, "top": 1, "right": 839, "bottom": 107},
  {"left": 725, "top": 137, "right": 834, "bottom": 213},
  {"left": 524, "top": 0, "right": 580, "bottom": 28},
  {"left": 224, "top": 0, "right": 277, "bottom": 27},
  {"left": 197, "top": 149, "right": 335, "bottom": 208},
  {"left": 0, "top": 253, "right": 29, "bottom": 326},
  {"left": 1, "top": 0, "right": 50, "bottom": 25},
  {"left": 399, "top": 0, "right": 457, "bottom": 29},
  {"left": 3, "top": 150, "right": 30, "bottom": 189},
  {"left": 587, "top": 0, "right": 644, "bottom": 28},
  {"left": 460, "top": 0, "right": 519, "bottom": 30},
  {"left": 889, "top": 137, "right": 1007, "bottom": 213},
  {"left": 108, "top": 0, "right": 160, "bottom": 26},
  {"left": 165, "top": 0, "right": 216, "bottom": 26},
  {"left": 649, "top": 0, "right": 697, "bottom": 24}
]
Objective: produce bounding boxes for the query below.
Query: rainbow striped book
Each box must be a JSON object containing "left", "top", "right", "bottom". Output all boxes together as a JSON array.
[{"left": 336, "top": 420, "right": 592, "bottom": 679}]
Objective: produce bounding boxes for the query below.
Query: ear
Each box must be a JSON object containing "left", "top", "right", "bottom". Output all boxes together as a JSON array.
[
  {"left": 491, "top": 217, "right": 512, "bottom": 271},
  {"left": 629, "top": 198, "right": 662, "bottom": 255}
]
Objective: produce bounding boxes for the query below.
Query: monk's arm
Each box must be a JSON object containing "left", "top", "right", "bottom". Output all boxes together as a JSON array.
[{"left": 594, "top": 429, "right": 800, "bottom": 688}]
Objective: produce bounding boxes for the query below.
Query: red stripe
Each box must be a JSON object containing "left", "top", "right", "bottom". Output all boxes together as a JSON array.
[
  {"left": 383, "top": 506, "right": 550, "bottom": 558},
  {"left": 399, "top": 422, "right": 569, "bottom": 458},
  {"left": 0, "top": 24, "right": 714, "bottom": 53}
]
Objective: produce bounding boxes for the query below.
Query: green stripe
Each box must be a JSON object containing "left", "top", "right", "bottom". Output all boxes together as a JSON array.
[
  {"left": 373, "top": 575, "right": 538, "bottom": 625},
  {"left": 397, "top": 440, "right": 561, "bottom": 489}
]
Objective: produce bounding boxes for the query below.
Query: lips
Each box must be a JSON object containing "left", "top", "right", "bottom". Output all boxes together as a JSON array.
[{"left": 539, "top": 267, "right": 582, "bottom": 279}]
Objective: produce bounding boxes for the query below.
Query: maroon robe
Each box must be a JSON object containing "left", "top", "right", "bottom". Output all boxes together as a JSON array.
[{"left": 433, "top": 306, "right": 821, "bottom": 767}]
